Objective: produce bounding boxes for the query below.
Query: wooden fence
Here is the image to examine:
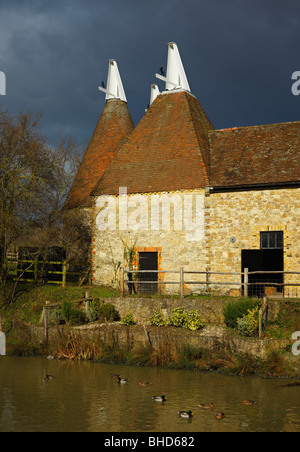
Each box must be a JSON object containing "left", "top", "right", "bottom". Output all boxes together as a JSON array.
[
  {"left": 8, "top": 258, "right": 91, "bottom": 288},
  {"left": 120, "top": 267, "right": 300, "bottom": 299}
]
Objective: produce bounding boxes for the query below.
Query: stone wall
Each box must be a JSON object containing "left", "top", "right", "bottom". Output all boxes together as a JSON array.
[
  {"left": 91, "top": 186, "right": 300, "bottom": 297},
  {"left": 205, "top": 188, "right": 300, "bottom": 297},
  {"left": 31, "top": 322, "right": 289, "bottom": 359},
  {"left": 92, "top": 189, "right": 206, "bottom": 293},
  {"left": 105, "top": 296, "right": 228, "bottom": 325},
  {"left": 102, "top": 296, "right": 281, "bottom": 326}
]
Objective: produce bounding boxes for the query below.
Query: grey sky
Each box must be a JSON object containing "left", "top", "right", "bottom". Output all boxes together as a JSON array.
[{"left": 0, "top": 0, "right": 299, "bottom": 147}]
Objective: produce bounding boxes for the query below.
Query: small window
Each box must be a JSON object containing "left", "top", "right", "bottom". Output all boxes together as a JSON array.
[{"left": 260, "top": 231, "right": 283, "bottom": 249}]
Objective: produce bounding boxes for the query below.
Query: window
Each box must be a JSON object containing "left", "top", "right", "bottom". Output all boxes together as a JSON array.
[{"left": 260, "top": 231, "right": 283, "bottom": 249}]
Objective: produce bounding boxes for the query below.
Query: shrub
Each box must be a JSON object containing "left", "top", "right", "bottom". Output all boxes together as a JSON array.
[
  {"left": 150, "top": 309, "right": 165, "bottom": 327},
  {"left": 85, "top": 300, "right": 98, "bottom": 323},
  {"left": 167, "top": 307, "right": 205, "bottom": 331},
  {"left": 61, "top": 300, "right": 83, "bottom": 325},
  {"left": 168, "top": 307, "right": 186, "bottom": 327},
  {"left": 237, "top": 306, "right": 260, "bottom": 337},
  {"left": 121, "top": 313, "right": 136, "bottom": 325},
  {"left": 86, "top": 300, "right": 120, "bottom": 323},
  {"left": 223, "top": 299, "right": 261, "bottom": 329},
  {"left": 184, "top": 310, "right": 206, "bottom": 331},
  {"left": 98, "top": 302, "right": 120, "bottom": 323},
  {"left": 50, "top": 307, "right": 64, "bottom": 325}
]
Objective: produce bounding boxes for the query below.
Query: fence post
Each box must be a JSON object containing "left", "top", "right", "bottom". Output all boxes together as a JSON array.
[
  {"left": 85, "top": 291, "right": 91, "bottom": 312},
  {"left": 206, "top": 265, "right": 210, "bottom": 293},
  {"left": 244, "top": 268, "right": 249, "bottom": 298},
  {"left": 259, "top": 308, "right": 263, "bottom": 339},
  {"left": 62, "top": 260, "right": 67, "bottom": 288},
  {"left": 120, "top": 266, "right": 125, "bottom": 298},
  {"left": 34, "top": 258, "right": 38, "bottom": 283},
  {"left": 44, "top": 304, "right": 50, "bottom": 345},
  {"left": 180, "top": 267, "right": 184, "bottom": 300}
]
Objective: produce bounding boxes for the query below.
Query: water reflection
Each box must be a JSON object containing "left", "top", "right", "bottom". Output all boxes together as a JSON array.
[{"left": 0, "top": 357, "right": 299, "bottom": 432}]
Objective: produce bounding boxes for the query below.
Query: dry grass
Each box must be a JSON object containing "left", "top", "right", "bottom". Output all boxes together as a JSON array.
[{"left": 5, "top": 322, "right": 299, "bottom": 379}]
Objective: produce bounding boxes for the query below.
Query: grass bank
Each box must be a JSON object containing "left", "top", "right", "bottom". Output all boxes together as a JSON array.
[
  {"left": 9, "top": 325, "right": 299, "bottom": 379},
  {"left": 0, "top": 284, "right": 299, "bottom": 379}
]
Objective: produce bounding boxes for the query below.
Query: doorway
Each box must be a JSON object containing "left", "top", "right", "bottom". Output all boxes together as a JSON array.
[
  {"left": 138, "top": 251, "right": 158, "bottom": 294},
  {"left": 241, "top": 231, "right": 284, "bottom": 297}
]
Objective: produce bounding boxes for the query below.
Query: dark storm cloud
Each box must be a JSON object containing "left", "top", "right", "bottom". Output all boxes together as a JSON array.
[{"left": 0, "top": 0, "right": 299, "bottom": 146}]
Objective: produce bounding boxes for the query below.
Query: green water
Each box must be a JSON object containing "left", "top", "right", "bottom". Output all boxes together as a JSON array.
[{"left": 0, "top": 356, "right": 299, "bottom": 432}]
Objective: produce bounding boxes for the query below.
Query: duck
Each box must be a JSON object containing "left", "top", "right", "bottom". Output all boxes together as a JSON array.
[
  {"left": 178, "top": 410, "right": 193, "bottom": 418},
  {"left": 44, "top": 375, "right": 54, "bottom": 381},
  {"left": 241, "top": 400, "right": 256, "bottom": 406},
  {"left": 198, "top": 403, "right": 215, "bottom": 409},
  {"left": 152, "top": 395, "right": 166, "bottom": 402},
  {"left": 215, "top": 412, "right": 225, "bottom": 419},
  {"left": 117, "top": 376, "right": 129, "bottom": 384},
  {"left": 138, "top": 381, "right": 152, "bottom": 387},
  {"left": 110, "top": 373, "right": 119, "bottom": 379}
]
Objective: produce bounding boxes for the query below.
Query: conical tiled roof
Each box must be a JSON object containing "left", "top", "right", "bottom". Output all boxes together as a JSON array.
[
  {"left": 65, "top": 99, "right": 134, "bottom": 209},
  {"left": 92, "top": 90, "right": 214, "bottom": 196}
]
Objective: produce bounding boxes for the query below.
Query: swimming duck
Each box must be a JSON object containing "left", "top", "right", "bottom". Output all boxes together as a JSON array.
[
  {"left": 152, "top": 395, "right": 166, "bottom": 402},
  {"left": 138, "top": 381, "right": 152, "bottom": 387},
  {"left": 282, "top": 382, "right": 300, "bottom": 387},
  {"left": 215, "top": 412, "right": 225, "bottom": 419},
  {"left": 198, "top": 403, "right": 215, "bottom": 409},
  {"left": 110, "top": 373, "right": 119, "bottom": 379},
  {"left": 241, "top": 400, "right": 256, "bottom": 406},
  {"left": 117, "top": 376, "right": 129, "bottom": 384},
  {"left": 178, "top": 410, "right": 193, "bottom": 418},
  {"left": 44, "top": 375, "right": 54, "bottom": 381}
]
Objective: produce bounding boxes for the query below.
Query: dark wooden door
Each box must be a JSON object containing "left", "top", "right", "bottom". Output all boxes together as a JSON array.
[{"left": 138, "top": 252, "right": 158, "bottom": 294}]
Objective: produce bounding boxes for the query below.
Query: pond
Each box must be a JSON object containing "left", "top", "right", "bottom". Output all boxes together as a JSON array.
[{"left": 0, "top": 357, "right": 299, "bottom": 432}]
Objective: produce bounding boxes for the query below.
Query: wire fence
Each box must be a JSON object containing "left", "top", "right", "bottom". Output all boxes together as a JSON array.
[{"left": 120, "top": 267, "right": 300, "bottom": 299}]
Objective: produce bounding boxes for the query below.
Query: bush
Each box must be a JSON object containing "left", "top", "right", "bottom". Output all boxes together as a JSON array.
[
  {"left": 150, "top": 309, "right": 165, "bottom": 327},
  {"left": 85, "top": 300, "right": 98, "bottom": 323},
  {"left": 121, "top": 313, "right": 136, "bottom": 325},
  {"left": 86, "top": 300, "right": 120, "bottom": 323},
  {"left": 98, "top": 302, "right": 120, "bottom": 323},
  {"left": 223, "top": 299, "right": 261, "bottom": 329},
  {"left": 168, "top": 307, "right": 186, "bottom": 327},
  {"left": 184, "top": 310, "right": 206, "bottom": 331},
  {"left": 61, "top": 300, "right": 83, "bottom": 325},
  {"left": 237, "top": 306, "right": 260, "bottom": 337},
  {"left": 50, "top": 307, "right": 64, "bottom": 325},
  {"left": 167, "top": 307, "right": 205, "bottom": 331}
]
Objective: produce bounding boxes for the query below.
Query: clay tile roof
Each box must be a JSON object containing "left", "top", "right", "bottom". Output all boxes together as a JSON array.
[
  {"left": 92, "top": 91, "right": 214, "bottom": 196},
  {"left": 64, "top": 99, "right": 134, "bottom": 209},
  {"left": 209, "top": 121, "right": 300, "bottom": 188}
]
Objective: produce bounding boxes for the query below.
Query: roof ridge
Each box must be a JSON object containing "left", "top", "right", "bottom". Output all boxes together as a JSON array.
[
  {"left": 212, "top": 120, "right": 300, "bottom": 133},
  {"left": 185, "top": 92, "right": 214, "bottom": 185}
]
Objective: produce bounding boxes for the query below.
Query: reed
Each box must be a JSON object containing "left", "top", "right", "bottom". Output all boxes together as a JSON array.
[{"left": 5, "top": 322, "right": 299, "bottom": 378}]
